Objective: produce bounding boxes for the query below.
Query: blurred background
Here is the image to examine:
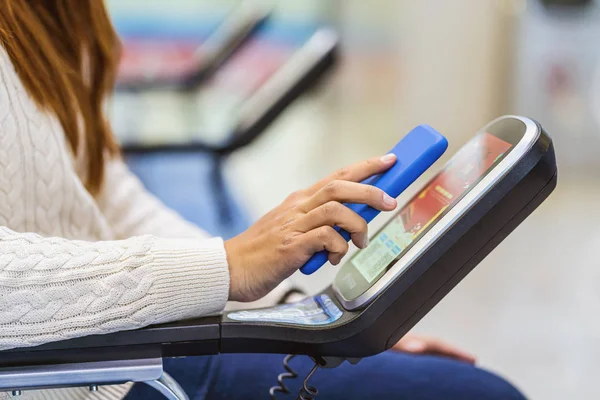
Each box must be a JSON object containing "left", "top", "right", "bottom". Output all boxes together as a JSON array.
[{"left": 105, "top": 0, "right": 600, "bottom": 398}]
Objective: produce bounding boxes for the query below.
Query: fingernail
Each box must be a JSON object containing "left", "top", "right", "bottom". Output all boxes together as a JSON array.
[
  {"left": 383, "top": 193, "right": 397, "bottom": 208},
  {"left": 381, "top": 153, "right": 396, "bottom": 164},
  {"left": 362, "top": 235, "right": 370, "bottom": 249}
]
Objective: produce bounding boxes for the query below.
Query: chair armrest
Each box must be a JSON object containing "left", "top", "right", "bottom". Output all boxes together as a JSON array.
[{"left": 0, "top": 316, "right": 221, "bottom": 367}]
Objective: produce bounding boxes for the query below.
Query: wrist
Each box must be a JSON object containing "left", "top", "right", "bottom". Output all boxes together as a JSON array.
[{"left": 224, "top": 237, "right": 247, "bottom": 302}]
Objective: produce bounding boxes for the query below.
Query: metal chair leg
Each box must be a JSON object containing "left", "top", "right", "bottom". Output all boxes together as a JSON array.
[
  {"left": 144, "top": 372, "right": 190, "bottom": 400},
  {"left": 0, "top": 358, "right": 163, "bottom": 392},
  {"left": 0, "top": 356, "right": 190, "bottom": 399}
]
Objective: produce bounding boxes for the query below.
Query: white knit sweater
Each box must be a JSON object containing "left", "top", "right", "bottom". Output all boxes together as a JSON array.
[{"left": 0, "top": 48, "right": 231, "bottom": 399}]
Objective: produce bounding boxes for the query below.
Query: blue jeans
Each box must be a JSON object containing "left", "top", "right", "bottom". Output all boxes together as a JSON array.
[{"left": 124, "top": 352, "right": 526, "bottom": 399}]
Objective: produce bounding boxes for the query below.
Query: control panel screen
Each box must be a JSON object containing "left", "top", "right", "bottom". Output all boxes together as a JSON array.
[
  {"left": 335, "top": 132, "right": 513, "bottom": 300},
  {"left": 227, "top": 294, "right": 343, "bottom": 326}
]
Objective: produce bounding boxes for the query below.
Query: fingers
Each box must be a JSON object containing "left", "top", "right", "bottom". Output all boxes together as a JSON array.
[
  {"left": 301, "top": 226, "right": 349, "bottom": 266},
  {"left": 425, "top": 339, "right": 476, "bottom": 364},
  {"left": 302, "top": 180, "right": 397, "bottom": 213},
  {"left": 306, "top": 154, "right": 397, "bottom": 195},
  {"left": 297, "top": 201, "right": 369, "bottom": 249},
  {"left": 393, "top": 335, "right": 476, "bottom": 364}
]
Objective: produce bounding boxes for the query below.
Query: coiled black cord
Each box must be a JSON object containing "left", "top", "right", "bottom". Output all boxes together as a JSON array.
[
  {"left": 296, "top": 363, "right": 319, "bottom": 400},
  {"left": 269, "top": 355, "right": 298, "bottom": 399},
  {"left": 269, "top": 355, "right": 321, "bottom": 400}
]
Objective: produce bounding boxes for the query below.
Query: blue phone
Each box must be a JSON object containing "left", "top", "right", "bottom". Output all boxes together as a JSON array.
[{"left": 300, "top": 125, "right": 448, "bottom": 275}]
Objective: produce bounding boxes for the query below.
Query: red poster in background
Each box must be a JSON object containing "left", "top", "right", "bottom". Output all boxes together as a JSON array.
[{"left": 399, "top": 132, "right": 512, "bottom": 237}]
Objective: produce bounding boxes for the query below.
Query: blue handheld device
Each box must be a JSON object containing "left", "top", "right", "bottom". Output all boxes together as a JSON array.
[{"left": 300, "top": 125, "right": 448, "bottom": 275}]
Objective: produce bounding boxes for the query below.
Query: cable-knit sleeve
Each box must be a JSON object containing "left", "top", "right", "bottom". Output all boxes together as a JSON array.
[
  {"left": 97, "top": 158, "right": 210, "bottom": 239},
  {"left": 96, "top": 158, "right": 298, "bottom": 310},
  {"left": 0, "top": 47, "right": 231, "bottom": 353},
  {"left": 0, "top": 226, "right": 229, "bottom": 351}
]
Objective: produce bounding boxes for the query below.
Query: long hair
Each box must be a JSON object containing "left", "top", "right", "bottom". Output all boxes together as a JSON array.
[{"left": 0, "top": 0, "right": 120, "bottom": 194}]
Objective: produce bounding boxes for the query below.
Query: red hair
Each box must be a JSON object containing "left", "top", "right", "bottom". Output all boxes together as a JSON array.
[{"left": 0, "top": 0, "right": 121, "bottom": 194}]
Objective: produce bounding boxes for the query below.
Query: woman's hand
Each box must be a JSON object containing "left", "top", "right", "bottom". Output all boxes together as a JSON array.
[
  {"left": 225, "top": 154, "right": 398, "bottom": 302},
  {"left": 393, "top": 334, "right": 476, "bottom": 364}
]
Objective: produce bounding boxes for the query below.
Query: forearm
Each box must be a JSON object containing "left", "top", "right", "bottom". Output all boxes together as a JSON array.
[{"left": 0, "top": 227, "right": 229, "bottom": 350}]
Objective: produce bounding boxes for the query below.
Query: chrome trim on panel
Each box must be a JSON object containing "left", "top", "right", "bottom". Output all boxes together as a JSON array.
[{"left": 333, "top": 116, "right": 541, "bottom": 311}]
